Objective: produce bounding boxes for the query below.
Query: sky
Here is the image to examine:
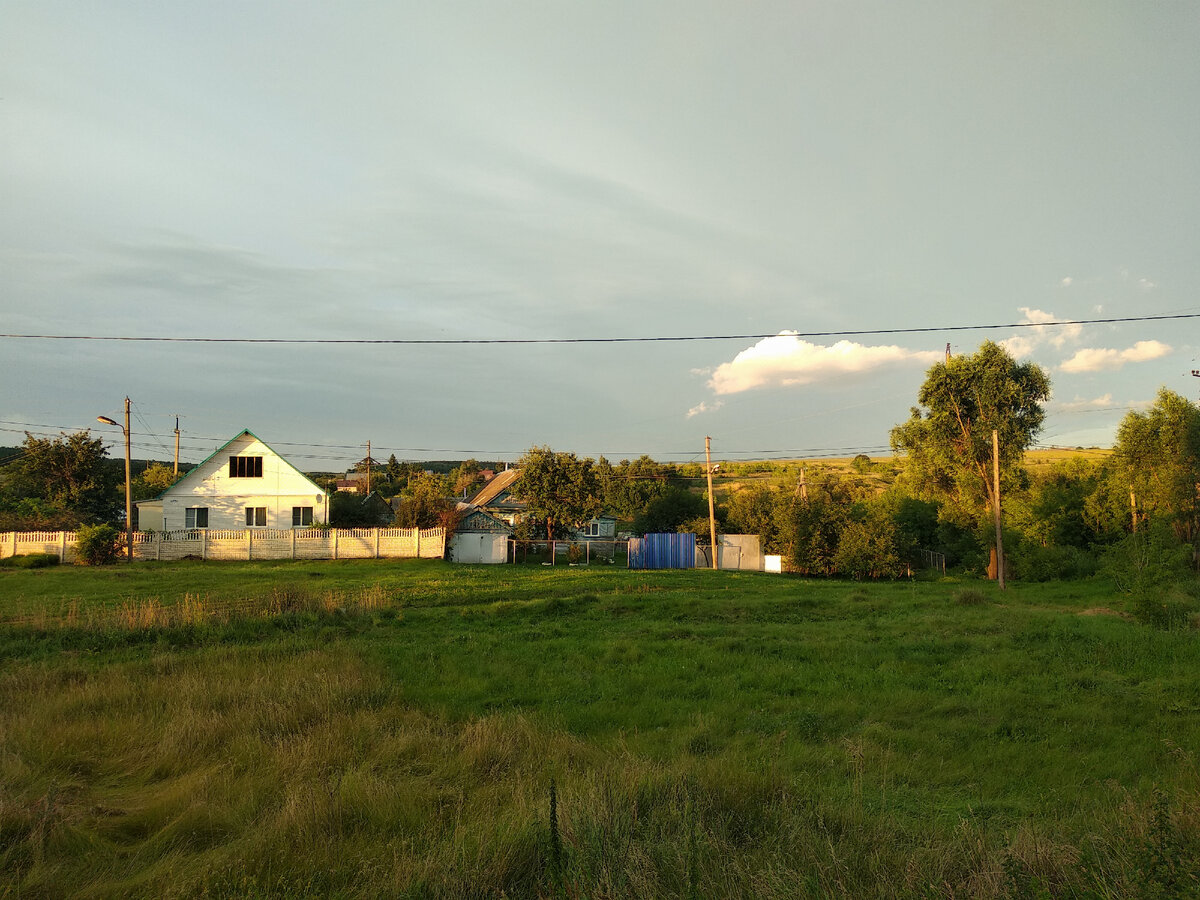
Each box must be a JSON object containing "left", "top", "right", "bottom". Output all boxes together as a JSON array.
[{"left": 3, "top": 2, "right": 1199, "bottom": 470}]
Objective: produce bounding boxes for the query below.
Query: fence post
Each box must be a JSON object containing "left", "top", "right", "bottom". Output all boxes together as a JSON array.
[
  {"left": 374, "top": 527, "right": 380, "bottom": 559},
  {"left": 60, "top": 531, "right": 67, "bottom": 562},
  {"left": 333, "top": 529, "right": 339, "bottom": 560},
  {"left": 156, "top": 531, "right": 162, "bottom": 561},
  {"left": 291, "top": 528, "right": 296, "bottom": 560},
  {"left": 10, "top": 531, "right": 16, "bottom": 559},
  {"left": 247, "top": 528, "right": 253, "bottom": 561},
  {"left": 415, "top": 528, "right": 421, "bottom": 559},
  {"left": 202, "top": 529, "right": 208, "bottom": 561}
]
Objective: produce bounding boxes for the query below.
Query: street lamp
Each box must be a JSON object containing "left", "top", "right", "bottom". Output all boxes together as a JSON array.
[{"left": 97, "top": 396, "right": 133, "bottom": 562}]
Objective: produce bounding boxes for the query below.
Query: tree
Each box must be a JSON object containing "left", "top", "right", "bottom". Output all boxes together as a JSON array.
[
  {"left": 632, "top": 487, "right": 708, "bottom": 536},
  {"left": 1110, "top": 388, "right": 1200, "bottom": 541},
  {"left": 132, "top": 462, "right": 181, "bottom": 501},
  {"left": 890, "top": 341, "right": 1050, "bottom": 524},
  {"left": 511, "top": 446, "right": 601, "bottom": 539},
  {"left": 601, "top": 456, "right": 672, "bottom": 519},
  {"left": 393, "top": 471, "right": 456, "bottom": 529},
  {"left": 5, "top": 431, "right": 117, "bottom": 526}
]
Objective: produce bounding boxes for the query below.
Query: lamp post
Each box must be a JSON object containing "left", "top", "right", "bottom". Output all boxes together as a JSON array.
[{"left": 97, "top": 396, "right": 133, "bottom": 562}]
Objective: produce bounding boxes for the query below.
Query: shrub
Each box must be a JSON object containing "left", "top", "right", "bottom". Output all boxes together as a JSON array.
[
  {"left": 1008, "top": 544, "right": 1099, "bottom": 582},
  {"left": 0, "top": 552, "right": 60, "bottom": 569},
  {"left": 75, "top": 524, "right": 122, "bottom": 565}
]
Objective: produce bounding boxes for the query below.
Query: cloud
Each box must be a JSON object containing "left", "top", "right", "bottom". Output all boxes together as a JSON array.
[
  {"left": 1059, "top": 341, "right": 1171, "bottom": 373},
  {"left": 999, "top": 307, "right": 1083, "bottom": 357},
  {"left": 686, "top": 400, "right": 723, "bottom": 418},
  {"left": 1050, "top": 393, "right": 1114, "bottom": 412},
  {"left": 706, "top": 332, "right": 940, "bottom": 395},
  {"left": 1061, "top": 277, "right": 1073, "bottom": 287}
]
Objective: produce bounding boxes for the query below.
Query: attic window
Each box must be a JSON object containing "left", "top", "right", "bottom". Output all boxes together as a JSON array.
[{"left": 229, "top": 456, "right": 263, "bottom": 478}]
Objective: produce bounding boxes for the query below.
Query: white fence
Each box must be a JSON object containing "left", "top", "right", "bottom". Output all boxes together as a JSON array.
[{"left": 0, "top": 527, "right": 445, "bottom": 563}]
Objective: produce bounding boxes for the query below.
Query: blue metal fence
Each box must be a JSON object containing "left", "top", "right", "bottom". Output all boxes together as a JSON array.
[{"left": 627, "top": 532, "right": 696, "bottom": 569}]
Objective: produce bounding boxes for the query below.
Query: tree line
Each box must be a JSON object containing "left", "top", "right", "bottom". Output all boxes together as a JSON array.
[{"left": 4, "top": 340, "right": 1200, "bottom": 584}]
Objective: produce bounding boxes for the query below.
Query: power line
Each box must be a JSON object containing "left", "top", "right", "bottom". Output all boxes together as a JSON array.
[{"left": 1, "top": 311, "right": 1197, "bottom": 345}]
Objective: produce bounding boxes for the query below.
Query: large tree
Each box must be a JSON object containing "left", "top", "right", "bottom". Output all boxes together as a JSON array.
[
  {"left": 4, "top": 430, "right": 117, "bottom": 526},
  {"left": 890, "top": 341, "right": 1050, "bottom": 523},
  {"left": 511, "top": 446, "right": 601, "bottom": 539},
  {"left": 1110, "top": 388, "right": 1200, "bottom": 541}
]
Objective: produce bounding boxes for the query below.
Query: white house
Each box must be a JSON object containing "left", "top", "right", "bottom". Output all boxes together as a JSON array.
[{"left": 136, "top": 430, "right": 329, "bottom": 532}]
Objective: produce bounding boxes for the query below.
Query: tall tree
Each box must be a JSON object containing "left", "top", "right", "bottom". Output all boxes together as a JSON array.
[
  {"left": 1111, "top": 388, "right": 1200, "bottom": 541},
  {"left": 511, "top": 446, "right": 601, "bottom": 539},
  {"left": 890, "top": 341, "right": 1050, "bottom": 523},
  {"left": 7, "top": 431, "right": 117, "bottom": 525}
]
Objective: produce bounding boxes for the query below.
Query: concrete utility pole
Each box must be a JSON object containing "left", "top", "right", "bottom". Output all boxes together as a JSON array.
[
  {"left": 97, "top": 396, "right": 133, "bottom": 562},
  {"left": 366, "top": 440, "right": 372, "bottom": 494},
  {"left": 992, "top": 429, "right": 1004, "bottom": 590},
  {"left": 705, "top": 436, "right": 718, "bottom": 570},
  {"left": 173, "top": 416, "right": 180, "bottom": 476}
]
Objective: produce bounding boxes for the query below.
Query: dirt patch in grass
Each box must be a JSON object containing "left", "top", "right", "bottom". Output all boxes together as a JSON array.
[{"left": 1078, "top": 607, "right": 1131, "bottom": 619}]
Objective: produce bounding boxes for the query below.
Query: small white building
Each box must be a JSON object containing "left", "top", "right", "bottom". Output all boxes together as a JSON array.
[{"left": 136, "top": 429, "right": 329, "bottom": 532}]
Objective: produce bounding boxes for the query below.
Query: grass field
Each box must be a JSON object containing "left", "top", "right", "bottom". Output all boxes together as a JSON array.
[{"left": 2, "top": 559, "right": 1199, "bottom": 898}]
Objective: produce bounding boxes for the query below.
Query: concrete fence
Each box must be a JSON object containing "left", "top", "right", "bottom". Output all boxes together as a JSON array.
[{"left": 0, "top": 527, "right": 445, "bottom": 563}]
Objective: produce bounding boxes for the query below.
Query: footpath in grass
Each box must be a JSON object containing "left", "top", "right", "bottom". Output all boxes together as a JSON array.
[{"left": 2, "top": 560, "right": 1200, "bottom": 898}]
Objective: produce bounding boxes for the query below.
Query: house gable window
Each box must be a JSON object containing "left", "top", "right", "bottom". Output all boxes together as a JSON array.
[
  {"left": 185, "top": 507, "right": 209, "bottom": 529},
  {"left": 245, "top": 507, "right": 267, "bottom": 527},
  {"left": 582, "top": 522, "right": 600, "bottom": 537},
  {"left": 292, "top": 506, "right": 313, "bottom": 527},
  {"left": 229, "top": 456, "right": 264, "bottom": 478}
]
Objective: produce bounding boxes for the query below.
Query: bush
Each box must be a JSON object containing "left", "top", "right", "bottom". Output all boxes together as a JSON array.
[
  {"left": 1008, "top": 544, "right": 1099, "bottom": 582},
  {"left": 75, "top": 524, "right": 122, "bottom": 565},
  {"left": 0, "top": 552, "right": 60, "bottom": 569}
]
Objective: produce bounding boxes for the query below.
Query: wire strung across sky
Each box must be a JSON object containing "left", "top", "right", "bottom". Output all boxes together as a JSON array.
[{"left": 1, "top": 311, "right": 1197, "bottom": 345}]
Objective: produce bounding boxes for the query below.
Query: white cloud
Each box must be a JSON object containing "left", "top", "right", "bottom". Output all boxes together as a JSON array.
[
  {"left": 999, "top": 307, "right": 1083, "bottom": 357},
  {"left": 1061, "top": 277, "right": 1073, "bottom": 287},
  {"left": 1050, "top": 393, "right": 1114, "bottom": 412},
  {"left": 686, "top": 400, "right": 723, "bottom": 418},
  {"left": 706, "top": 332, "right": 940, "bottom": 396},
  {"left": 1059, "top": 340, "right": 1171, "bottom": 373}
]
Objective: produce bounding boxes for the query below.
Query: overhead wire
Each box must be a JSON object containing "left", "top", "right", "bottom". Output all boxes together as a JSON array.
[{"left": 1, "top": 311, "right": 1197, "bottom": 345}]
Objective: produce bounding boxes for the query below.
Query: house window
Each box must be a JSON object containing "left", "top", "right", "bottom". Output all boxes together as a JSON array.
[
  {"left": 583, "top": 521, "right": 600, "bottom": 537},
  {"left": 229, "top": 456, "right": 263, "bottom": 478},
  {"left": 185, "top": 507, "right": 209, "bottom": 529},
  {"left": 292, "top": 506, "right": 313, "bottom": 527},
  {"left": 245, "top": 507, "right": 267, "bottom": 527}
]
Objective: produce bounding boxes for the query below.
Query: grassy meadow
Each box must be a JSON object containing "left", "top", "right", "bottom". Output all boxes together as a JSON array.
[{"left": 2, "top": 559, "right": 1199, "bottom": 898}]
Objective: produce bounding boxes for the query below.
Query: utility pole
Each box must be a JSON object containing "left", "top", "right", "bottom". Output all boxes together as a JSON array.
[
  {"left": 705, "top": 436, "right": 718, "bottom": 570},
  {"left": 173, "top": 416, "right": 180, "bottom": 476},
  {"left": 1130, "top": 488, "right": 1138, "bottom": 533},
  {"left": 366, "top": 440, "right": 372, "bottom": 495},
  {"left": 96, "top": 397, "right": 133, "bottom": 563},
  {"left": 946, "top": 343, "right": 951, "bottom": 363},
  {"left": 992, "top": 429, "right": 1004, "bottom": 590}
]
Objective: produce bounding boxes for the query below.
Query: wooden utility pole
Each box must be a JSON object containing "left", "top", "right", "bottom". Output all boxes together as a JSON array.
[
  {"left": 992, "top": 429, "right": 1004, "bottom": 590},
  {"left": 366, "top": 440, "right": 372, "bottom": 495},
  {"left": 173, "top": 416, "right": 180, "bottom": 476},
  {"left": 1130, "top": 488, "right": 1138, "bottom": 533},
  {"left": 945, "top": 343, "right": 951, "bottom": 362},
  {"left": 705, "top": 436, "right": 718, "bottom": 569}
]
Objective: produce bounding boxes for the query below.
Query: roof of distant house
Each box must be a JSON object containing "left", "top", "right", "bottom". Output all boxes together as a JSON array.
[{"left": 466, "top": 467, "right": 521, "bottom": 508}]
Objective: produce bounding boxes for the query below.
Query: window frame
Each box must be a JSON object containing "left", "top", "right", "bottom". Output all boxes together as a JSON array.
[
  {"left": 185, "top": 507, "right": 209, "bottom": 529},
  {"left": 292, "top": 506, "right": 314, "bottom": 527},
  {"left": 245, "top": 506, "right": 267, "bottom": 527},
  {"left": 229, "top": 456, "right": 264, "bottom": 478}
]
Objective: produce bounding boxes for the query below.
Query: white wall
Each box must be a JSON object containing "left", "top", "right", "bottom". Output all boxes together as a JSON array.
[{"left": 156, "top": 433, "right": 327, "bottom": 531}]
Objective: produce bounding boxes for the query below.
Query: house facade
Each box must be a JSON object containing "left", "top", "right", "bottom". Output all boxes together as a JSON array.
[{"left": 136, "top": 430, "right": 329, "bottom": 532}]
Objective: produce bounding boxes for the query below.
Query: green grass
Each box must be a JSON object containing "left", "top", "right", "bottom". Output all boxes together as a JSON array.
[{"left": 2, "top": 560, "right": 1200, "bottom": 897}]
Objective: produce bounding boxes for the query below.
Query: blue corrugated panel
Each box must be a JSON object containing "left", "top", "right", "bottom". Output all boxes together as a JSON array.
[{"left": 627, "top": 532, "right": 695, "bottom": 569}]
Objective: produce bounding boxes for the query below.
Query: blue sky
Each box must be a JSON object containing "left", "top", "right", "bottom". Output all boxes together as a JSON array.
[{"left": 3, "top": 2, "right": 1199, "bottom": 469}]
